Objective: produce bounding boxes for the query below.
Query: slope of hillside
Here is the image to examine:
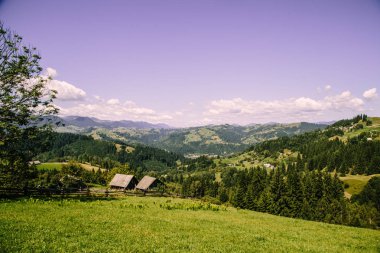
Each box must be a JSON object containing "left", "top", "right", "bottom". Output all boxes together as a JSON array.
[
  {"left": 220, "top": 116, "right": 380, "bottom": 176},
  {"left": 35, "top": 132, "right": 185, "bottom": 172},
  {"left": 54, "top": 116, "right": 327, "bottom": 156},
  {"left": 0, "top": 197, "right": 379, "bottom": 252},
  {"left": 338, "top": 117, "right": 380, "bottom": 141}
]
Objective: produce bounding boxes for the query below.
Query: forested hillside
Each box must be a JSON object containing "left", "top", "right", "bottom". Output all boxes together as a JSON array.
[
  {"left": 53, "top": 116, "right": 327, "bottom": 156},
  {"left": 35, "top": 133, "right": 184, "bottom": 172},
  {"left": 166, "top": 115, "right": 380, "bottom": 228},
  {"left": 178, "top": 165, "right": 378, "bottom": 228},
  {"left": 249, "top": 115, "right": 380, "bottom": 174}
]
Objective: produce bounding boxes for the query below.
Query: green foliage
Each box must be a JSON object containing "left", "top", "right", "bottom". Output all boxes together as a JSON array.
[
  {"left": 106, "top": 165, "right": 132, "bottom": 183},
  {"left": 34, "top": 161, "right": 107, "bottom": 190},
  {"left": 0, "top": 22, "right": 58, "bottom": 187},
  {"left": 181, "top": 172, "right": 218, "bottom": 198},
  {"left": 331, "top": 114, "right": 368, "bottom": 128},
  {"left": 215, "top": 165, "right": 379, "bottom": 228},
  {"left": 185, "top": 155, "right": 215, "bottom": 171},
  {"left": 352, "top": 177, "right": 380, "bottom": 212}
]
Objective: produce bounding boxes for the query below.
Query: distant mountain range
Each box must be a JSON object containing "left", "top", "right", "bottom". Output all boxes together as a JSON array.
[
  {"left": 46, "top": 116, "right": 171, "bottom": 129},
  {"left": 48, "top": 116, "right": 328, "bottom": 156}
]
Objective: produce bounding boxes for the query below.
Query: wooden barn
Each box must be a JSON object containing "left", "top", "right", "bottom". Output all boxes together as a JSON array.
[
  {"left": 135, "top": 176, "right": 164, "bottom": 192},
  {"left": 109, "top": 174, "right": 138, "bottom": 190}
]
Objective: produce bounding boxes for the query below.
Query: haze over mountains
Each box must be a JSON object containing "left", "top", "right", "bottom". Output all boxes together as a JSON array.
[
  {"left": 57, "top": 116, "right": 171, "bottom": 129},
  {"left": 51, "top": 116, "right": 328, "bottom": 156}
]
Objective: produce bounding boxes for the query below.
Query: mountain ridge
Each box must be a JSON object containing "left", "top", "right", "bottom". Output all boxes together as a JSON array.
[{"left": 50, "top": 116, "right": 328, "bottom": 156}]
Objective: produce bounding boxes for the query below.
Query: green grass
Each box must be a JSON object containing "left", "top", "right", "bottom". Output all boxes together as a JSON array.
[
  {"left": 37, "top": 162, "right": 105, "bottom": 172},
  {"left": 0, "top": 197, "right": 379, "bottom": 252},
  {"left": 36, "top": 162, "right": 64, "bottom": 170},
  {"left": 340, "top": 174, "right": 380, "bottom": 196}
]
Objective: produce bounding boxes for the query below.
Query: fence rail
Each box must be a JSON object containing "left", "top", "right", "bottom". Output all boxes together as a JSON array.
[{"left": 0, "top": 187, "right": 172, "bottom": 198}]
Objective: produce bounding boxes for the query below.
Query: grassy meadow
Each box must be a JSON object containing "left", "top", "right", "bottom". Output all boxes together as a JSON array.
[
  {"left": 0, "top": 197, "right": 379, "bottom": 252},
  {"left": 36, "top": 162, "right": 64, "bottom": 171},
  {"left": 340, "top": 174, "right": 380, "bottom": 197},
  {"left": 37, "top": 162, "right": 105, "bottom": 172}
]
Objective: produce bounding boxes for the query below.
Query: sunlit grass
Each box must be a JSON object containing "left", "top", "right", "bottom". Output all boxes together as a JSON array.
[
  {"left": 340, "top": 174, "right": 380, "bottom": 196},
  {"left": 37, "top": 162, "right": 105, "bottom": 172},
  {"left": 0, "top": 197, "right": 379, "bottom": 252},
  {"left": 36, "top": 162, "right": 64, "bottom": 170}
]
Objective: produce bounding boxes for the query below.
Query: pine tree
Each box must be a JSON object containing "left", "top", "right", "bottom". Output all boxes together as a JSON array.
[
  {"left": 268, "top": 167, "right": 287, "bottom": 215},
  {"left": 219, "top": 188, "right": 229, "bottom": 203},
  {"left": 245, "top": 185, "right": 256, "bottom": 210},
  {"left": 287, "top": 164, "right": 303, "bottom": 218},
  {"left": 257, "top": 188, "right": 270, "bottom": 212},
  {"left": 233, "top": 185, "right": 246, "bottom": 208}
]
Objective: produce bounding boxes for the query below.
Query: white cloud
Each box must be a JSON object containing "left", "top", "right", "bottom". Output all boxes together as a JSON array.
[
  {"left": 60, "top": 98, "right": 172, "bottom": 123},
  {"left": 324, "top": 91, "right": 364, "bottom": 110},
  {"left": 204, "top": 91, "right": 365, "bottom": 124},
  {"left": 47, "top": 79, "right": 86, "bottom": 101},
  {"left": 363, "top": 88, "right": 378, "bottom": 100},
  {"left": 107, "top": 98, "right": 120, "bottom": 105},
  {"left": 324, "top": 85, "right": 332, "bottom": 91},
  {"left": 294, "top": 97, "right": 324, "bottom": 111},
  {"left": 42, "top": 67, "right": 86, "bottom": 101}
]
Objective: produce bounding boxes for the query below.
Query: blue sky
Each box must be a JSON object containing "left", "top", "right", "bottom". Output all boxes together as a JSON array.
[{"left": 1, "top": 0, "right": 379, "bottom": 126}]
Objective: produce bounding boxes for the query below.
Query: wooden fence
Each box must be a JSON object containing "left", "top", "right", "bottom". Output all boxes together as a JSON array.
[{"left": 0, "top": 187, "right": 172, "bottom": 198}]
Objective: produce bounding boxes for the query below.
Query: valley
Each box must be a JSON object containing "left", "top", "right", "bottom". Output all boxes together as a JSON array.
[{"left": 53, "top": 116, "right": 327, "bottom": 156}]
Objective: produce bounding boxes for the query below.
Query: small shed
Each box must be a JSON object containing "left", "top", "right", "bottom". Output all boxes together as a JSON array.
[
  {"left": 109, "top": 174, "right": 138, "bottom": 190},
  {"left": 135, "top": 176, "right": 164, "bottom": 192}
]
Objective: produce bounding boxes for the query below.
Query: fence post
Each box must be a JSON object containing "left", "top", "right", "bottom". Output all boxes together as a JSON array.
[{"left": 23, "top": 185, "right": 28, "bottom": 196}]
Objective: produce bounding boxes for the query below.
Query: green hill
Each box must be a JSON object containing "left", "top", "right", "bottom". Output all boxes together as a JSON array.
[
  {"left": 236, "top": 116, "right": 380, "bottom": 174},
  {"left": 0, "top": 197, "right": 379, "bottom": 252},
  {"left": 35, "top": 132, "right": 185, "bottom": 172},
  {"left": 55, "top": 118, "right": 326, "bottom": 156},
  {"left": 334, "top": 116, "right": 380, "bottom": 141},
  {"left": 213, "top": 116, "right": 380, "bottom": 200}
]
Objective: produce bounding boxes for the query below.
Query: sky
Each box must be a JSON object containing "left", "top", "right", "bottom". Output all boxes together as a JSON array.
[{"left": 1, "top": 0, "right": 379, "bottom": 127}]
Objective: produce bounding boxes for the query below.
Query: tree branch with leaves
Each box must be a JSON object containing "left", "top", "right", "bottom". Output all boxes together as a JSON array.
[{"left": 0, "top": 22, "right": 58, "bottom": 187}]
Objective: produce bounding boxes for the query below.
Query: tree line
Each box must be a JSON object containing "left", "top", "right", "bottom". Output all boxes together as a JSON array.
[{"left": 176, "top": 164, "right": 379, "bottom": 229}]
